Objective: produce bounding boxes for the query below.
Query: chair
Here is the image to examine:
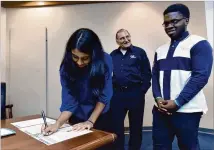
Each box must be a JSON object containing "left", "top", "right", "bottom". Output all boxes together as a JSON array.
[{"left": 1, "top": 82, "right": 13, "bottom": 119}]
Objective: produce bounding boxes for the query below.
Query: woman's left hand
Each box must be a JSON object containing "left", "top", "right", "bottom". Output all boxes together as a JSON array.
[{"left": 72, "top": 121, "right": 94, "bottom": 131}]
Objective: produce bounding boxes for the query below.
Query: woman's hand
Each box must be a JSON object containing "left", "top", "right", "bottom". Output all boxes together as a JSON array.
[
  {"left": 41, "top": 122, "right": 60, "bottom": 136},
  {"left": 71, "top": 121, "right": 94, "bottom": 131}
]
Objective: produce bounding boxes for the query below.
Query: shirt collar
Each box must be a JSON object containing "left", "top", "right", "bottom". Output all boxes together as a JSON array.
[
  {"left": 172, "top": 31, "right": 190, "bottom": 43},
  {"left": 116, "top": 45, "right": 133, "bottom": 53}
]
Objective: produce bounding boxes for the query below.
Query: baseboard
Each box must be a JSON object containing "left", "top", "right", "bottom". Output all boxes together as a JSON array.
[
  {"left": 124, "top": 126, "right": 214, "bottom": 135},
  {"left": 198, "top": 127, "right": 214, "bottom": 134}
]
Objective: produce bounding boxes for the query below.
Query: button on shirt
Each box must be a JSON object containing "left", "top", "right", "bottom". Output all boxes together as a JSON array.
[
  {"left": 59, "top": 53, "right": 113, "bottom": 120},
  {"left": 110, "top": 45, "right": 152, "bottom": 93}
]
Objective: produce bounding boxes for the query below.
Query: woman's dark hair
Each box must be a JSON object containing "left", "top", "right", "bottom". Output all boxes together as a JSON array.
[{"left": 60, "top": 28, "right": 106, "bottom": 97}]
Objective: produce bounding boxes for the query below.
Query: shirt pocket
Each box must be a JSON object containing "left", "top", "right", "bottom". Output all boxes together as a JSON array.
[
  {"left": 127, "top": 55, "right": 140, "bottom": 67},
  {"left": 125, "top": 56, "right": 142, "bottom": 74}
]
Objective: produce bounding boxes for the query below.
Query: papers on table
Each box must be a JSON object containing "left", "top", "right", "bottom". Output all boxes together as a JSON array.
[
  {"left": 11, "top": 118, "right": 93, "bottom": 145},
  {"left": 11, "top": 118, "right": 56, "bottom": 128},
  {"left": 0, "top": 128, "right": 16, "bottom": 137}
]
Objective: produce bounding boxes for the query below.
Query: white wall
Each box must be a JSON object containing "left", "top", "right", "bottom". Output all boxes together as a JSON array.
[
  {"left": 0, "top": 7, "right": 9, "bottom": 106},
  {"left": 1, "top": 7, "right": 7, "bottom": 82},
  {"left": 5, "top": 1, "right": 213, "bottom": 129},
  {"left": 205, "top": 1, "right": 213, "bottom": 48},
  {"left": 8, "top": 27, "right": 47, "bottom": 117},
  {"left": 204, "top": 1, "right": 214, "bottom": 130}
]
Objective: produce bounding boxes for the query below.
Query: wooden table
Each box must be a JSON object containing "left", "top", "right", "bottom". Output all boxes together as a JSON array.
[{"left": 1, "top": 115, "right": 116, "bottom": 150}]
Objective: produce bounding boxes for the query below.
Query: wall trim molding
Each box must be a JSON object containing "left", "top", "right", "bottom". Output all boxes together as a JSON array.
[
  {"left": 1, "top": 1, "right": 112, "bottom": 8},
  {"left": 124, "top": 126, "right": 214, "bottom": 135}
]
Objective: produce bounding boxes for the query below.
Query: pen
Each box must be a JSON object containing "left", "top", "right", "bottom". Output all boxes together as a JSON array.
[{"left": 41, "top": 110, "right": 47, "bottom": 129}]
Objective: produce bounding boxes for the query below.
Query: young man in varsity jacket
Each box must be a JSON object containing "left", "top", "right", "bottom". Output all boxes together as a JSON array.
[{"left": 152, "top": 3, "right": 213, "bottom": 150}]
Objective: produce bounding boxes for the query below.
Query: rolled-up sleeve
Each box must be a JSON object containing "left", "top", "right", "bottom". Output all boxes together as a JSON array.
[
  {"left": 59, "top": 69, "right": 78, "bottom": 113},
  {"left": 98, "top": 54, "right": 113, "bottom": 105}
]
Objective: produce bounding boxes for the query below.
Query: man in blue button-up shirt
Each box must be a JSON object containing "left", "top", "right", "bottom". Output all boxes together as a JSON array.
[
  {"left": 152, "top": 4, "right": 213, "bottom": 150},
  {"left": 110, "top": 29, "right": 152, "bottom": 150}
]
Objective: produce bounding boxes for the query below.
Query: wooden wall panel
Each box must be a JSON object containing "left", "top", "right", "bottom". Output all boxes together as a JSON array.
[{"left": 1, "top": 1, "right": 112, "bottom": 8}]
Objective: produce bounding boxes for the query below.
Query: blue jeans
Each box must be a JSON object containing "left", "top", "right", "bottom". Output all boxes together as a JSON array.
[{"left": 152, "top": 106, "right": 202, "bottom": 150}]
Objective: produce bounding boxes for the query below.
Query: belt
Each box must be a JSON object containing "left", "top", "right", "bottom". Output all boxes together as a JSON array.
[
  {"left": 113, "top": 84, "right": 142, "bottom": 92},
  {"left": 114, "top": 86, "right": 129, "bottom": 91}
]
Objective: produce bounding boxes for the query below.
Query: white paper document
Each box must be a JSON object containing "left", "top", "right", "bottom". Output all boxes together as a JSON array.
[
  {"left": 11, "top": 118, "right": 93, "bottom": 145},
  {"left": 11, "top": 118, "right": 56, "bottom": 128},
  {"left": 1, "top": 128, "right": 16, "bottom": 137}
]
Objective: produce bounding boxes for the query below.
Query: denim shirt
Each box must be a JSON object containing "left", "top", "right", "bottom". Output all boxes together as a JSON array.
[
  {"left": 59, "top": 52, "right": 113, "bottom": 120},
  {"left": 110, "top": 45, "right": 152, "bottom": 93}
]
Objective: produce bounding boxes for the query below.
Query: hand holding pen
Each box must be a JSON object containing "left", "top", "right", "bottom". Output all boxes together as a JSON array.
[
  {"left": 41, "top": 110, "right": 48, "bottom": 129},
  {"left": 41, "top": 110, "right": 59, "bottom": 136}
]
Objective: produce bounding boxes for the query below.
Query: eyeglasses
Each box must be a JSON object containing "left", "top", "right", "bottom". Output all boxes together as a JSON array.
[
  {"left": 162, "top": 18, "right": 185, "bottom": 27},
  {"left": 72, "top": 53, "right": 90, "bottom": 64}
]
